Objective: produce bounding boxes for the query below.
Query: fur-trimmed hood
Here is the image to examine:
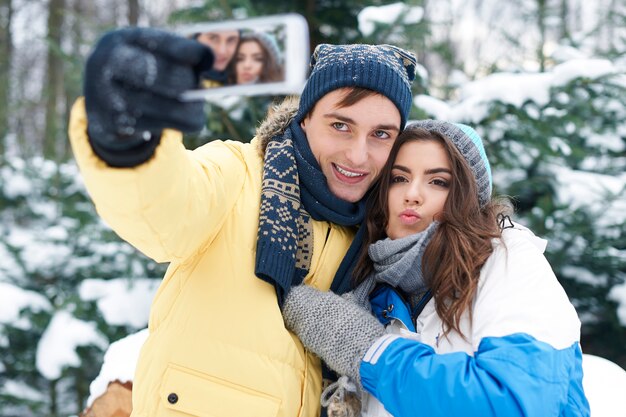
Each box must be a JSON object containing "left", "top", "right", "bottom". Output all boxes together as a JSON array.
[{"left": 255, "top": 96, "right": 300, "bottom": 157}]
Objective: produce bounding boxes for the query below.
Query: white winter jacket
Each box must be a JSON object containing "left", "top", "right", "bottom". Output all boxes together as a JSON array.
[{"left": 359, "top": 223, "right": 589, "bottom": 417}]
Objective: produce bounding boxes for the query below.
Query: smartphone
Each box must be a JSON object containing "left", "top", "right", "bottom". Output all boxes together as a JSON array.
[{"left": 173, "top": 13, "right": 310, "bottom": 100}]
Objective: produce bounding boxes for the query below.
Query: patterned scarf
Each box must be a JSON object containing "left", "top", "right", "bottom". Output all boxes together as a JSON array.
[{"left": 255, "top": 120, "right": 366, "bottom": 306}]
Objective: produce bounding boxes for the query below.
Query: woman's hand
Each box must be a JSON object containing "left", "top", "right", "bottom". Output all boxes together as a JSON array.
[{"left": 282, "top": 285, "right": 385, "bottom": 384}]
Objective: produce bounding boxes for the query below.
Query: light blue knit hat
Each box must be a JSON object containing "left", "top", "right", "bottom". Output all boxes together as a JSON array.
[
  {"left": 410, "top": 120, "right": 493, "bottom": 206},
  {"left": 296, "top": 43, "right": 417, "bottom": 128},
  {"left": 242, "top": 31, "right": 282, "bottom": 65}
]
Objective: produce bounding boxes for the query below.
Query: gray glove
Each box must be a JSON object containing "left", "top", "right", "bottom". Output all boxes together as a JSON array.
[{"left": 282, "top": 285, "right": 385, "bottom": 384}]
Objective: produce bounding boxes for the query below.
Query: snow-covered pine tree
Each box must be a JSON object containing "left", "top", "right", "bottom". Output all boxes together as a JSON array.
[
  {"left": 416, "top": 54, "right": 626, "bottom": 367},
  {"left": 0, "top": 158, "right": 165, "bottom": 416}
]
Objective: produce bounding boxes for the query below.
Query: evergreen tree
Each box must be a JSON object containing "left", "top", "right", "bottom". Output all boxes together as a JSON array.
[
  {"left": 0, "top": 158, "right": 166, "bottom": 415},
  {"left": 416, "top": 59, "right": 626, "bottom": 367}
]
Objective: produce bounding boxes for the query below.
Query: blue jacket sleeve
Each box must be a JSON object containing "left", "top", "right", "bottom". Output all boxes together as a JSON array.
[{"left": 360, "top": 333, "right": 588, "bottom": 417}]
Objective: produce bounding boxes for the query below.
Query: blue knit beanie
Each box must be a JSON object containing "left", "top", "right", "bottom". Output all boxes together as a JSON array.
[
  {"left": 296, "top": 44, "right": 417, "bottom": 128},
  {"left": 409, "top": 120, "right": 493, "bottom": 206}
]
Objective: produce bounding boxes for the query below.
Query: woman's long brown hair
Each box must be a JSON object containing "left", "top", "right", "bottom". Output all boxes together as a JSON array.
[
  {"left": 227, "top": 37, "right": 284, "bottom": 84},
  {"left": 353, "top": 126, "right": 504, "bottom": 338}
]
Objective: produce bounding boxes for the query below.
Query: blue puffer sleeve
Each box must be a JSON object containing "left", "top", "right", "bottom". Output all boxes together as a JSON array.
[{"left": 360, "top": 332, "right": 589, "bottom": 417}]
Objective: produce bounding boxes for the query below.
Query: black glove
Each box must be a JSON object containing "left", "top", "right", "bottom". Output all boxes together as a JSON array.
[
  {"left": 83, "top": 27, "right": 214, "bottom": 167},
  {"left": 282, "top": 285, "right": 385, "bottom": 386}
]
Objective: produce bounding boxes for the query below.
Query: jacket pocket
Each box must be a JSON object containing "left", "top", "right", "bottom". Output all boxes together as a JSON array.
[{"left": 158, "top": 364, "right": 282, "bottom": 417}]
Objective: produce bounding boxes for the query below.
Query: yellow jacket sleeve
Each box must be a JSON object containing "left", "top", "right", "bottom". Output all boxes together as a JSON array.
[{"left": 68, "top": 97, "right": 250, "bottom": 263}]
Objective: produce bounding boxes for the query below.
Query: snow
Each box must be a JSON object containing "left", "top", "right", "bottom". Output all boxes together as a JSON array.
[
  {"left": 548, "top": 165, "right": 626, "bottom": 226},
  {"left": 415, "top": 58, "right": 620, "bottom": 122},
  {"left": 86, "top": 329, "right": 149, "bottom": 406},
  {"left": 358, "top": 3, "right": 424, "bottom": 37},
  {"left": 0, "top": 380, "right": 46, "bottom": 402},
  {"left": 32, "top": 200, "right": 59, "bottom": 220},
  {"left": 548, "top": 136, "right": 572, "bottom": 156},
  {"left": 21, "top": 241, "right": 73, "bottom": 275},
  {"left": 461, "top": 72, "right": 553, "bottom": 108},
  {"left": 582, "top": 354, "right": 626, "bottom": 416},
  {"left": 552, "top": 59, "right": 616, "bottom": 87},
  {"left": 1, "top": 170, "right": 33, "bottom": 198},
  {"left": 0, "top": 282, "right": 52, "bottom": 329},
  {"left": 550, "top": 44, "right": 589, "bottom": 62},
  {"left": 561, "top": 266, "right": 607, "bottom": 287},
  {"left": 412, "top": 95, "right": 450, "bottom": 121},
  {"left": 5, "top": 227, "right": 73, "bottom": 277},
  {"left": 411, "top": 62, "right": 429, "bottom": 84},
  {"left": 79, "top": 278, "right": 159, "bottom": 328},
  {"left": 36, "top": 311, "right": 109, "bottom": 380},
  {"left": 608, "top": 283, "right": 626, "bottom": 327},
  {"left": 44, "top": 225, "right": 70, "bottom": 241},
  {"left": 586, "top": 132, "right": 625, "bottom": 153},
  {"left": 551, "top": 165, "right": 626, "bottom": 210}
]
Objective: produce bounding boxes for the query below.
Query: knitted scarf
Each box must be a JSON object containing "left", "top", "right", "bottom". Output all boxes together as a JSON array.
[
  {"left": 352, "top": 221, "right": 439, "bottom": 308},
  {"left": 255, "top": 119, "right": 366, "bottom": 306}
]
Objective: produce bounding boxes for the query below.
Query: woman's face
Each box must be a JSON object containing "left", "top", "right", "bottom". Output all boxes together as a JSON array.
[
  {"left": 235, "top": 40, "right": 265, "bottom": 84},
  {"left": 385, "top": 140, "right": 451, "bottom": 240}
]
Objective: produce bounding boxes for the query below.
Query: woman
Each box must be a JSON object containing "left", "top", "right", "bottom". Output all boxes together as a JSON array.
[
  {"left": 282, "top": 120, "right": 589, "bottom": 417},
  {"left": 227, "top": 32, "right": 284, "bottom": 85}
]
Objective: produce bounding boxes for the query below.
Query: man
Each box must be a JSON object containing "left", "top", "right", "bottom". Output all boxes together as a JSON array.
[
  {"left": 70, "top": 27, "right": 416, "bottom": 416},
  {"left": 195, "top": 29, "right": 240, "bottom": 87}
]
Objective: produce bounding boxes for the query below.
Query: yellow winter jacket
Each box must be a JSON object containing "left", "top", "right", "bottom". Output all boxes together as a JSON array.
[{"left": 68, "top": 98, "right": 355, "bottom": 417}]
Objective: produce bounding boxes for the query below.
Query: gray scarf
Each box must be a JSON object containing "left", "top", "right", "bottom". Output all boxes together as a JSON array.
[{"left": 351, "top": 221, "right": 439, "bottom": 308}]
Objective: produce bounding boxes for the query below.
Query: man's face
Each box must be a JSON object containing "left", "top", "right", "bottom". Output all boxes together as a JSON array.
[
  {"left": 300, "top": 89, "right": 401, "bottom": 203},
  {"left": 196, "top": 30, "right": 240, "bottom": 71}
]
